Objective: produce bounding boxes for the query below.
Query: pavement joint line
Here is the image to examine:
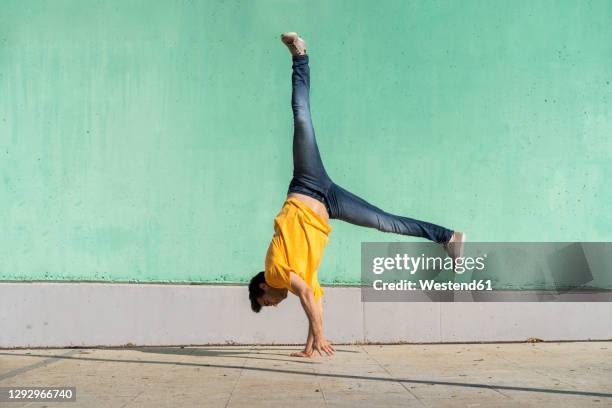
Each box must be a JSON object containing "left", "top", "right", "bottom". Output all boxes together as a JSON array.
[
  {"left": 0, "top": 350, "right": 80, "bottom": 382},
  {"left": 456, "top": 350, "right": 514, "bottom": 400},
  {"left": 223, "top": 346, "right": 250, "bottom": 408},
  {"left": 360, "top": 345, "right": 426, "bottom": 406},
  {"left": 1, "top": 350, "right": 611, "bottom": 399},
  {"left": 315, "top": 366, "right": 328, "bottom": 407},
  {"left": 311, "top": 349, "right": 329, "bottom": 406},
  {"left": 118, "top": 389, "right": 146, "bottom": 408},
  {"left": 491, "top": 348, "right": 577, "bottom": 393}
]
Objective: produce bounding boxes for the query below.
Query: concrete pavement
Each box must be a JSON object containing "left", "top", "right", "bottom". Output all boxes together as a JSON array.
[{"left": 0, "top": 341, "right": 610, "bottom": 407}]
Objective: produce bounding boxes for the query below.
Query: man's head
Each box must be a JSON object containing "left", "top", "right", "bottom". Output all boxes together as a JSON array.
[{"left": 248, "top": 271, "right": 288, "bottom": 312}]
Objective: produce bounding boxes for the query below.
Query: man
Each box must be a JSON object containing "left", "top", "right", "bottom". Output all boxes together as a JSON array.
[{"left": 248, "top": 32, "right": 465, "bottom": 358}]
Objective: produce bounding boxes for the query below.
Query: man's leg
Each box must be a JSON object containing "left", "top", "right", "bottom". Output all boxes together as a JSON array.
[
  {"left": 327, "top": 183, "right": 454, "bottom": 244},
  {"left": 290, "top": 54, "right": 331, "bottom": 190}
]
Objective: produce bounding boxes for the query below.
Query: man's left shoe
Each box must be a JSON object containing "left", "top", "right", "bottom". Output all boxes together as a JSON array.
[{"left": 443, "top": 232, "right": 466, "bottom": 269}]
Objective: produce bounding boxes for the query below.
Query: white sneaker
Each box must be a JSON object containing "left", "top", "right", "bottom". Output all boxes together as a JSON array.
[
  {"left": 280, "top": 32, "right": 307, "bottom": 56},
  {"left": 443, "top": 232, "right": 466, "bottom": 269}
]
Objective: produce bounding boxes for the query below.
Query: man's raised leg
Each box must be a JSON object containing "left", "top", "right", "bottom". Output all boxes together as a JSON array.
[
  {"left": 327, "top": 182, "right": 458, "bottom": 244},
  {"left": 281, "top": 33, "right": 331, "bottom": 189}
]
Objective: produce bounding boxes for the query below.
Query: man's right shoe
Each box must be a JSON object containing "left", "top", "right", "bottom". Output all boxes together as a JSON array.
[{"left": 280, "top": 32, "right": 307, "bottom": 56}]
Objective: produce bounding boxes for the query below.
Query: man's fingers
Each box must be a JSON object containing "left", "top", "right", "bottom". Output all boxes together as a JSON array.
[{"left": 312, "top": 341, "right": 335, "bottom": 357}]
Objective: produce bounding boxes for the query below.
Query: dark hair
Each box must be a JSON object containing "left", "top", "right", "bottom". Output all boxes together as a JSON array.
[{"left": 248, "top": 271, "right": 266, "bottom": 313}]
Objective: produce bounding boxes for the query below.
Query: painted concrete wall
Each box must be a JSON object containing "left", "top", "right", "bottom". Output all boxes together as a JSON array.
[
  {"left": 1, "top": 1, "right": 611, "bottom": 286},
  {"left": 1, "top": 283, "right": 611, "bottom": 348}
]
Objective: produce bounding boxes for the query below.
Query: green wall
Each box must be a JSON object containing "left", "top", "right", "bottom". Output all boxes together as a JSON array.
[{"left": 1, "top": 0, "right": 611, "bottom": 285}]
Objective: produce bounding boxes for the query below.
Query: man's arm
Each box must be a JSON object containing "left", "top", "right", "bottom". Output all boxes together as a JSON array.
[
  {"left": 290, "top": 300, "right": 325, "bottom": 357},
  {"left": 289, "top": 272, "right": 335, "bottom": 357}
]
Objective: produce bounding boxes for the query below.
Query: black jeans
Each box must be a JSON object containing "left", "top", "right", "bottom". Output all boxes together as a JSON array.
[{"left": 287, "top": 55, "right": 453, "bottom": 244}]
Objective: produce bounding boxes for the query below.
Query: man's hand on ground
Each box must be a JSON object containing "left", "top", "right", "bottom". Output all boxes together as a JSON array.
[
  {"left": 290, "top": 348, "right": 314, "bottom": 358},
  {"left": 288, "top": 271, "right": 334, "bottom": 357},
  {"left": 290, "top": 330, "right": 314, "bottom": 357},
  {"left": 290, "top": 327, "right": 315, "bottom": 357},
  {"left": 313, "top": 335, "right": 335, "bottom": 357},
  {"left": 290, "top": 338, "right": 334, "bottom": 358}
]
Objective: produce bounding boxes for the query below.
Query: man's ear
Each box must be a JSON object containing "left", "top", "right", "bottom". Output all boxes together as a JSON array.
[{"left": 259, "top": 282, "right": 268, "bottom": 291}]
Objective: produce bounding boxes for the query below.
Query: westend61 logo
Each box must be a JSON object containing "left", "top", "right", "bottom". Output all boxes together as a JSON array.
[{"left": 372, "top": 253, "right": 487, "bottom": 275}]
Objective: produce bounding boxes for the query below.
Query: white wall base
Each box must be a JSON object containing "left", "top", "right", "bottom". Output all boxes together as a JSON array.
[{"left": 1, "top": 283, "right": 611, "bottom": 348}]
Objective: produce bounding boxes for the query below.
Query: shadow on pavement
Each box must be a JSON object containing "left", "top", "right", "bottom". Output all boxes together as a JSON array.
[{"left": 133, "top": 346, "right": 315, "bottom": 362}]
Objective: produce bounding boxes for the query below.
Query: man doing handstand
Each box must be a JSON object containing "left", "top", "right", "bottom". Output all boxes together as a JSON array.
[{"left": 248, "top": 32, "right": 465, "bottom": 358}]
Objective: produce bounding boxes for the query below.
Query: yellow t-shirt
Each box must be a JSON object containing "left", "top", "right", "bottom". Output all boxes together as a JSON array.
[{"left": 264, "top": 197, "right": 332, "bottom": 301}]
